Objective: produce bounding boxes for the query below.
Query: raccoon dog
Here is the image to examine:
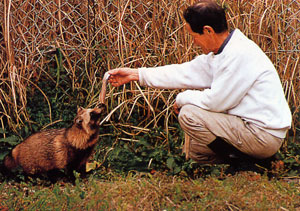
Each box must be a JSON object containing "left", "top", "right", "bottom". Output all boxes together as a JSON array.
[{"left": 4, "top": 105, "right": 105, "bottom": 176}]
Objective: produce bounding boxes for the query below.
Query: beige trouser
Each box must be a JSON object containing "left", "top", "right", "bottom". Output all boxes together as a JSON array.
[{"left": 178, "top": 105, "right": 283, "bottom": 164}]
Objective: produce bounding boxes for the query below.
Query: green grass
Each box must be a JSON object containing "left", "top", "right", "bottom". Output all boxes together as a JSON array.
[{"left": 1, "top": 170, "right": 300, "bottom": 210}]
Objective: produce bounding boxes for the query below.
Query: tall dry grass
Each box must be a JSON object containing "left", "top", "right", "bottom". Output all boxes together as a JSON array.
[{"left": 0, "top": 0, "right": 299, "bottom": 141}]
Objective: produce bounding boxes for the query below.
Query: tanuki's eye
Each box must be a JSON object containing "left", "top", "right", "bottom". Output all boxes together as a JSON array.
[{"left": 75, "top": 118, "right": 83, "bottom": 124}]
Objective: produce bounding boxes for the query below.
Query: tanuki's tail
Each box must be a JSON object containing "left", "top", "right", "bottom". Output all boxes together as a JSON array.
[{"left": 4, "top": 151, "right": 18, "bottom": 170}]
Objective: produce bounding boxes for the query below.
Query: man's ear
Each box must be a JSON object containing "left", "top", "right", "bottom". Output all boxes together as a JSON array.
[{"left": 203, "top": 25, "right": 215, "bottom": 35}]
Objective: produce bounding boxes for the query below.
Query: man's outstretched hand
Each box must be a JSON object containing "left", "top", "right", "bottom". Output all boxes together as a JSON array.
[{"left": 107, "top": 68, "right": 139, "bottom": 87}]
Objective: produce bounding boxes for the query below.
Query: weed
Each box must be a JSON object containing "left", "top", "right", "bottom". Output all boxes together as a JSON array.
[{"left": 1, "top": 171, "right": 300, "bottom": 210}]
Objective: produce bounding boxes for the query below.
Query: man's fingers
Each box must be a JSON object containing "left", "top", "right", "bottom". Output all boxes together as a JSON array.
[
  {"left": 107, "top": 68, "right": 121, "bottom": 76},
  {"left": 108, "top": 75, "right": 122, "bottom": 87}
]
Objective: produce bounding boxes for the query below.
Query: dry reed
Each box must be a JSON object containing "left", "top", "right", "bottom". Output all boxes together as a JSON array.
[{"left": 0, "top": 0, "right": 299, "bottom": 142}]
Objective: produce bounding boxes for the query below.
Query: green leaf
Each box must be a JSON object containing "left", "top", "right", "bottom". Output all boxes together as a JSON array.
[
  {"left": 0, "top": 151, "right": 9, "bottom": 161},
  {"left": 138, "top": 139, "right": 150, "bottom": 147},
  {"left": 173, "top": 166, "right": 181, "bottom": 174},
  {"left": 166, "top": 157, "right": 175, "bottom": 170},
  {"left": 0, "top": 136, "right": 20, "bottom": 146}
]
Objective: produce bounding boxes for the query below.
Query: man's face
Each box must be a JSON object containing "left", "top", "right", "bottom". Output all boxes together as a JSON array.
[{"left": 185, "top": 23, "right": 212, "bottom": 54}]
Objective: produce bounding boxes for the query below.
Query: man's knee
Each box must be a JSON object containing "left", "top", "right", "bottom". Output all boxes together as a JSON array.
[{"left": 178, "top": 105, "right": 206, "bottom": 129}]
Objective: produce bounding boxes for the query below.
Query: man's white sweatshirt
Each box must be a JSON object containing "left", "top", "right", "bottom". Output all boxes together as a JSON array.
[{"left": 138, "top": 29, "right": 292, "bottom": 138}]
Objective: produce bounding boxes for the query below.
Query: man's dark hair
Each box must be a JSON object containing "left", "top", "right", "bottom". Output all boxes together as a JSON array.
[{"left": 183, "top": 0, "right": 228, "bottom": 34}]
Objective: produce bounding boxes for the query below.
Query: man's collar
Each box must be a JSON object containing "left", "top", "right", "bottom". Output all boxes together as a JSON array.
[{"left": 216, "top": 30, "right": 234, "bottom": 55}]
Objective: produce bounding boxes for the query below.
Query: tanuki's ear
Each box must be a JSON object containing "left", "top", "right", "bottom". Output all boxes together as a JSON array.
[
  {"left": 90, "top": 104, "right": 106, "bottom": 121},
  {"left": 77, "top": 106, "right": 84, "bottom": 113},
  {"left": 96, "top": 103, "right": 106, "bottom": 112}
]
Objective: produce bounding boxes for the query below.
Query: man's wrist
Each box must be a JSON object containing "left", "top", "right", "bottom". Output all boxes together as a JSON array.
[{"left": 130, "top": 68, "right": 139, "bottom": 81}]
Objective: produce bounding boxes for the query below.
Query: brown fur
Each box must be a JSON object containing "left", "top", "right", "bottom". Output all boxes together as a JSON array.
[{"left": 4, "top": 105, "right": 105, "bottom": 175}]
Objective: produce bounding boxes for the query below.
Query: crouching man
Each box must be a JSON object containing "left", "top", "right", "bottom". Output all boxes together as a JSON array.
[{"left": 106, "top": 0, "right": 291, "bottom": 164}]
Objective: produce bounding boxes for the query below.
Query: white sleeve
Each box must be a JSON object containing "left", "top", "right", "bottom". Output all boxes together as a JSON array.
[{"left": 138, "top": 55, "right": 213, "bottom": 89}]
